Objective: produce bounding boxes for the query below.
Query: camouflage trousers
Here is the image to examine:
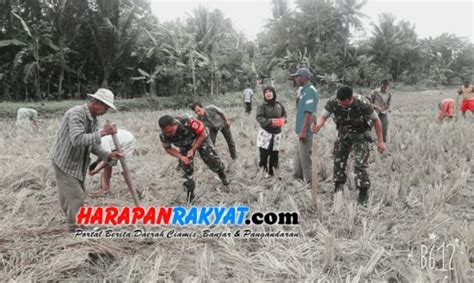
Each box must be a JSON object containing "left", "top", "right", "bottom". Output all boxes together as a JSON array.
[
  {"left": 333, "top": 132, "right": 371, "bottom": 190},
  {"left": 179, "top": 140, "right": 225, "bottom": 191}
]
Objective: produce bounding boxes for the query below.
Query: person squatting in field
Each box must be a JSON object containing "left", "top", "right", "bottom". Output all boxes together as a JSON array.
[
  {"left": 88, "top": 129, "right": 137, "bottom": 196},
  {"left": 437, "top": 98, "right": 455, "bottom": 122},
  {"left": 16, "top": 107, "right": 38, "bottom": 132},
  {"left": 312, "top": 86, "right": 385, "bottom": 206},
  {"left": 256, "top": 86, "right": 287, "bottom": 177},
  {"left": 159, "top": 115, "right": 230, "bottom": 203},
  {"left": 191, "top": 102, "right": 237, "bottom": 161},
  {"left": 370, "top": 80, "right": 392, "bottom": 142},
  {"left": 50, "top": 88, "right": 124, "bottom": 231},
  {"left": 457, "top": 80, "right": 474, "bottom": 117}
]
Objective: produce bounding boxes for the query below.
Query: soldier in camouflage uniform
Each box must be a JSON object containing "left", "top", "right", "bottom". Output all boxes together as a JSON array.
[
  {"left": 312, "top": 87, "right": 385, "bottom": 205},
  {"left": 159, "top": 115, "right": 230, "bottom": 203}
]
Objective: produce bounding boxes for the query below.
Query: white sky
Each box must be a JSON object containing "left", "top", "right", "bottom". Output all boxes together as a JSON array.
[{"left": 149, "top": 0, "right": 474, "bottom": 43}]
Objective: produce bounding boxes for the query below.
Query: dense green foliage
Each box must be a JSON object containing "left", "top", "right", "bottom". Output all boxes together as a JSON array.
[{"left": 0, "top": 0, "right": 472, "bottom": 101}]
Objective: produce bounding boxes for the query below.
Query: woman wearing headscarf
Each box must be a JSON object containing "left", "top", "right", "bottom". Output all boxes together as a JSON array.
[{"left": 256, "top": 86, "right": 287, "bottom": 177}]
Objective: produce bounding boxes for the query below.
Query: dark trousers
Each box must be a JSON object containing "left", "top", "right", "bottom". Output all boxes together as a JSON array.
[
  {"left": 209, "top": 126, "right": 237, "bottom": 160},
  {"left": 245, "top": 102, "right": 252, "bottom": 113},
  {"left": 259, "top": 136, "right": 279, "bottom": 175},
  {"left": 378, "top": 113, "right": 388, "bottom": 142}
]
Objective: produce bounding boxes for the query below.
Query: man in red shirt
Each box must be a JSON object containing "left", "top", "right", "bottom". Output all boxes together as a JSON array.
[
  {"left": 437, "top": 98, "right": 455, "bottom": 122},
  {"left": 159, "top": 115, "right": 230, "bottom": 203}
]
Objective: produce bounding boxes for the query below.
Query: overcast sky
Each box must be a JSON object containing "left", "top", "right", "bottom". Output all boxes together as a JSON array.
[{"left": 149, "top": 0, "right": 474, "bottom": 43}]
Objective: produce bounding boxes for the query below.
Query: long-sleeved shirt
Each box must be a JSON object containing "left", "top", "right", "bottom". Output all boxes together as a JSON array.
[
  {"left": 50, "top": 105, "right": 109, "bottom": 181},
  {"left": 370, "top": 88, "right": 391, "bottom": 114},
  {"left": 256, "top": 101, "right": 287, "bottom": 134},
  {"left": 197, "top": 105, "right": 226, "bottom": 130}
]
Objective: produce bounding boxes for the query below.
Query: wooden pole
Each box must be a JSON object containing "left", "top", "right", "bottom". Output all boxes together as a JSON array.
[
  {"left": 455, "top": 94, "right": 460, "bottom": 121},
  {"left": 311, "top": 136, "right": 319, "bottom": 210},
  {"left": 106, "top": 120, "right": 140, "bottom": 207}
]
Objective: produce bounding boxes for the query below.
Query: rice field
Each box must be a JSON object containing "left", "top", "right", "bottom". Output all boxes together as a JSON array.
[{"left": 0, "top": 89, "right": 473, "bottom": 281}]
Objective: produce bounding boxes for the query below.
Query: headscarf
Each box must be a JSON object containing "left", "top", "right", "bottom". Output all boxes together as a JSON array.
[{"left": 262, "top": 86, "right": 277, "bottom": 106}]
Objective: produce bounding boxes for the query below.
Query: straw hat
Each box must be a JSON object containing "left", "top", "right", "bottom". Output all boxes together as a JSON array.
[{"left": 87, "top": 88, "right": 116, "bottom": 110}]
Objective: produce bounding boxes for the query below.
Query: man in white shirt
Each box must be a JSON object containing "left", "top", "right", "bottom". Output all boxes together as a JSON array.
[
  {"left": 89, "top": 129, "right": 136, "bottom": 195},
  {"left": 243, "top": 85, "right": 255, "bottom": 114}
]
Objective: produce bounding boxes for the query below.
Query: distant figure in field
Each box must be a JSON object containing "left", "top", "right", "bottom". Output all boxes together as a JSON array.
[
  {"left": 191, "top": 102, "right": 237, "bottom": 160},
  {"left": 159, "top": 115, "right": 230, "bottom": 203},
  {"left": 89, "top": 129, "right": 136, "bottom": 196},
  {"left": 437, "top": 99, "right": 455, "bottom": 122},
  {"left": 370, "top": 80, "right": 392, "bottom": 142},
  {"left": 256, "top": 86, "right": 287, "bottom": 177},
  {"left": 50, "top": 88, "right": 123, "bottom": 231},
  {"left": 243, "top": 84, "right": 255, "bottom": 114},
  {"left": 16, "top": 107, "right": 38, "bottom": 131},
  {"left": 457, "top": 81, "right": 474, "bottom": 117}
]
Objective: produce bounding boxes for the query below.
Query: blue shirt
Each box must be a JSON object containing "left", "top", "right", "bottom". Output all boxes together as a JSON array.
[{"left": 295, "top": 83, "right": 319, "bottom": 137}]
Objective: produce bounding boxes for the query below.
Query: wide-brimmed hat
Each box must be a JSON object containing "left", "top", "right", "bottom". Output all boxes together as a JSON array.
[{"left": 87, "top": 88, "right": 116, "bottom": 110}]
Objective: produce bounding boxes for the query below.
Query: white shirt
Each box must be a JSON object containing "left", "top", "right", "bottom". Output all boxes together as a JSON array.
[
  {"left": 100, "top": 129, "right": 136, "bottom": 156},
  {"left": 16, "top": 108, "right": 37, "bottom": 126},
  {"left": 243, "top": 88, "right": 254, "bottom": 102}
]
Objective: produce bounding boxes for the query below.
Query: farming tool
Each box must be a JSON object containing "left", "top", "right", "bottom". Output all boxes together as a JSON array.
[
  {"left": 106, "top": 120, "right": 141, "bottom": 207},
  {"left": 311, "top": 136, "right": 319, "bottom": 210}
]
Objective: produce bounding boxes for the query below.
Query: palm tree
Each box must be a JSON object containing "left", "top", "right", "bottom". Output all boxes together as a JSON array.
[{"left": 88, "top": 0, "right": 143, "bottom": 87}]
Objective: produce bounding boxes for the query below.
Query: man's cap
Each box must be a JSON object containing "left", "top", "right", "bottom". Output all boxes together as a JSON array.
[
  {"left": 87, "top": 88, "right": 116, "bottom": 110},
  {"left": 289, "top": 67, "right": 312, "bottom": 78}
]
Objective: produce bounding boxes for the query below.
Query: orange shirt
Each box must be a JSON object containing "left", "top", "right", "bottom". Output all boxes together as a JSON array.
[{"left": 438, "top": 98, "right": 454, "bottom": 121}]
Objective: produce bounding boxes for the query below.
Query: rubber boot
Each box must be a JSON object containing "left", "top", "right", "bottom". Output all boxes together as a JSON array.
[
  {"left": 183, "top": 179, "right": 196, "bottom": 203},
  {"left": 218, "top": 171, "right": 230, "bottom": 186}
]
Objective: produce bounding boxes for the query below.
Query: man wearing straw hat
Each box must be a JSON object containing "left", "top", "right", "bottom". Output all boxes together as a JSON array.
[{"left": 50, "top": 88, "right": 124, "bottom": 231}]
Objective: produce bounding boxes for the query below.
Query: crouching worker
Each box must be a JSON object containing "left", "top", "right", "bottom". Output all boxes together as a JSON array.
[
  {"left": 159, "top": 115, "right": 230, "bottom": 203},
  {"left": 437, "top": 98, "right": 455, "bottom": 122},
  {"left": 89, "top": 129, "right": 136, "bottom": 196},
  {"left": 312, "top": 87, "right": 385, "bottom": 206}
]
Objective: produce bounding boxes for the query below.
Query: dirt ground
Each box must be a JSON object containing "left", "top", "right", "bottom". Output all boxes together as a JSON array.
[{"left": 0, "top": 89, "right": 472, "bottom": 281}]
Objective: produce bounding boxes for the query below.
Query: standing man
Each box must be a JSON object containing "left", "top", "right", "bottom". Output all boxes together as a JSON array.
[
  {"left": 243, "top": 84, "right": 255, "bottom": 114},
  {"left": 312, "top": 87, "right": 385, "bottom": 205},
  {"left": 16, "top": 107, "right": 38, "bottom": 132},
  {"left": 457, "top": 80, "right": 474, "bottom": 117},
  {"left": 159, "top": 115, "right": 230, "bottom": 203},
  {"left": 190, "top": 102, "right": 237, "bottom": 160},
  {"left": 50, "top": 88, "right": 123, "bottom": 231},
  {"left": 370, "top": 80, "right": 392, "bottom": 142},
  {"left": 290, "top": 67, "right": 319, "bottom": 184}
]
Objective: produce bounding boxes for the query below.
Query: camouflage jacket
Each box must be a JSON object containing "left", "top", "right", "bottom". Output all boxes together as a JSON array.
[
  {"left": 160, "top": 117, "right": 206, "bottom": 150},
  {"left": 324, "top": 95, "right": 375, "bottom": 134}
]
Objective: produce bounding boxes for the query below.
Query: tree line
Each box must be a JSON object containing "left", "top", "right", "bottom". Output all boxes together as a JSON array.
[{"left": 0, "top": 0, "right": 473, "bottom": 101}]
